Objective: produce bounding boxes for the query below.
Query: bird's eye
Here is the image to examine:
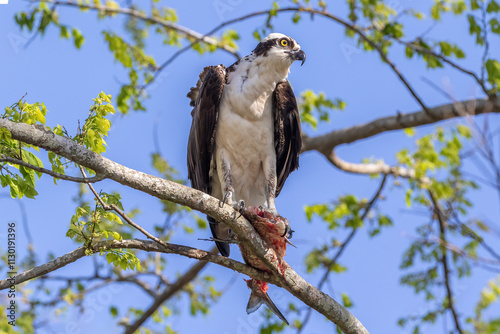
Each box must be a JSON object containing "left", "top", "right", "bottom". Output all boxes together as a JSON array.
[{"left": 280, "top": 39, "right": 288, "bottom": 47}]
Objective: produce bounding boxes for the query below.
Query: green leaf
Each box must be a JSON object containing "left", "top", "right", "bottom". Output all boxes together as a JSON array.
[
  {"left": 491, "top": 18, "right": 500, "bottom": 34},
  {"left": 110, "top": 306, "right": 118, "bottom": 317},
  {"left": 486, "top": 59, "right": 500, "bottom": 87},
  {"left": 72, "top": 28, "right": 85, "bottom": 49},
  {"left": 60, "top": 25, "right": 69, "bottom": 39},
  {"left": 468, "top": 14, "right": 484, "bottom": 44},
  {"left": 487, "top": 0, "right": 500, "bottom": 12},
  {"left": 457, "top": 124, "right": 472, "bottom": 138},
  {"left": 404, "top": 127, "right": 416, "bottom": 137},
  {"left": 292, "top": 13, "right": 301, "bottom": 23},
  {"left": 405, "top": 46, "right": 414, "bottom": 59},
  {"left": 0, "top": 128, "right": 12, "bottom": 140},
  {"left": 342, "top": 293, "right": 353, "bottom": 308}
]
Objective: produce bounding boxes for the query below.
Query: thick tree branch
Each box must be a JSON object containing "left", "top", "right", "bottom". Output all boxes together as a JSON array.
[
  {"left": 31, "top": 0, "right": 238, "bottom": 57},
  {"left": 0, "top": 155, "right": 106, "bottom": 183},
  {"left": 302, "top": 98, "right": 500, "bottom": 155},
  {"left": 0, "top": 120, "right": 369, "bottom": 334}
]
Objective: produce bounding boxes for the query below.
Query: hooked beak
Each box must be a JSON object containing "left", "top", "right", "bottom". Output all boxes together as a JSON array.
[{"left": 287, "top": 49, "right": 306, "bottom": 66}]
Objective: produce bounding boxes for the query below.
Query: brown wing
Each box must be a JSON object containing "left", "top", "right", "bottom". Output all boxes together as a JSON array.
[
  {"left": 187, "top": 65, "right": 226, "bottom": 194},
  {"left": 273, "top": 80, "right": 302, "bottom": 197}
]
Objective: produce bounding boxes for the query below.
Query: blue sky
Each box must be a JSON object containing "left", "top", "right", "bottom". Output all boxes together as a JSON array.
[{"left": 1, "top": 0, "right": 500, "bottom": 333}]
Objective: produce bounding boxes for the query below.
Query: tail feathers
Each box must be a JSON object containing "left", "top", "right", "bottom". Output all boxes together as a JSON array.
[
  {"left": 208, "top": 216, "right": 230, "bottom": 257},
  {"left": 246, "top": 287, "right": 289, "bottom": 325}
]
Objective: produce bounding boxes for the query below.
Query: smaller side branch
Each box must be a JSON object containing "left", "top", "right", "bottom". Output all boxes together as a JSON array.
[
  {"left": 0, "top": 239, "right": 273, "bottom": 290},
  {"left": 124, "top": 248, "right": 216, "bottom": 334},
  {"left": 116, "top": 275, "right": 158, "bottom": 298},
  {"left": 1, "top": 155, "right": 106, "bottom": 183},
  {"left": 79, "top": 165, "right": 174, "bottom": 252},
  {"left": 78, "top": 166, "right": 218, "bottom": 333},
  {"left": 297, "top": 175, "right": 387, "bottom": 334},
  {"left": 428, "top": 190, "right": 464, "bottom": 334},
  {"left": 325, "top": 150, "right": 430, "bottom": 184},
  {"left": 394, "top": 39, "right": 490, "bottom": 95},
  {"left": 30, "top": 0, "right": 238, "bottom": 57}
]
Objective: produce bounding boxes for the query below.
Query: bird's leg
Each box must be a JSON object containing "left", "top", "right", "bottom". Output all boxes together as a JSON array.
[
  {"left": 263, "top": 157, "right": 278, "bottom": 216},
  {"left": 217, "top": 151, "right": 245, "bottom": 220},
  {"left": 217, "top": 151, "right": 235, "bottom": 208},
  {"left": 232, "top": 200, "right": 245, "bottom": 220},
  {"left": 281, "top": 224, "right": 295, "bottom": 239}
]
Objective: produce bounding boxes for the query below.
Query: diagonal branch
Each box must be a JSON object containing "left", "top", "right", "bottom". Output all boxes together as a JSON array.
[
  {"left": 428, "top": 190, "right": 464, "bottom": 334},
  {"left": 1, "top": 154, "right": 106, "bottom": 183},
  {"left": 0, "top": 119, "right": 369, "bottom": 334},
  {"left": 297, "top": 174, "right": 388, "bottom": 334},
  {"left": 116, "top": 274, "right": 158, "bottom": 298},
  {"left": 124, "top": 248, "right": 216, "bottom": 334}
]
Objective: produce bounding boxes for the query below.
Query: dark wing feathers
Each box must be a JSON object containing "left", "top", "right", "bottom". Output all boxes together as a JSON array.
[
  {"left": 187, "top": 65, "right": 230, "bottom": 257},
  {"left": 187, "top": 65, "right": 226, "bottom": 194},
  {"left": 273, "top": 81, "right": 302, "bottom": 197}
]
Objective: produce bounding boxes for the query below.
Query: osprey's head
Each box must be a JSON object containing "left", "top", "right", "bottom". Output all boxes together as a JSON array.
[{"left": 252, "top": 33, "right": 306, "bottom": 66}]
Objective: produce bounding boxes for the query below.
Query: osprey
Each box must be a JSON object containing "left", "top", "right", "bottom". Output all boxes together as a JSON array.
[{"left": 187, "top": 33, "right": 304, "bottom": 257}]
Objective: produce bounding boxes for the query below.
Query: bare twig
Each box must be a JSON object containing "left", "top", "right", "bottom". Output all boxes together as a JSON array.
[
  {"left": 480, "top": 3, "right": 490, "bottom": 83},
  {"left": 428, "top": 190, "right": 464, "bottom": 334},
  {"left": 1, "top": 155, "right": 106, "bottom": 183}
]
